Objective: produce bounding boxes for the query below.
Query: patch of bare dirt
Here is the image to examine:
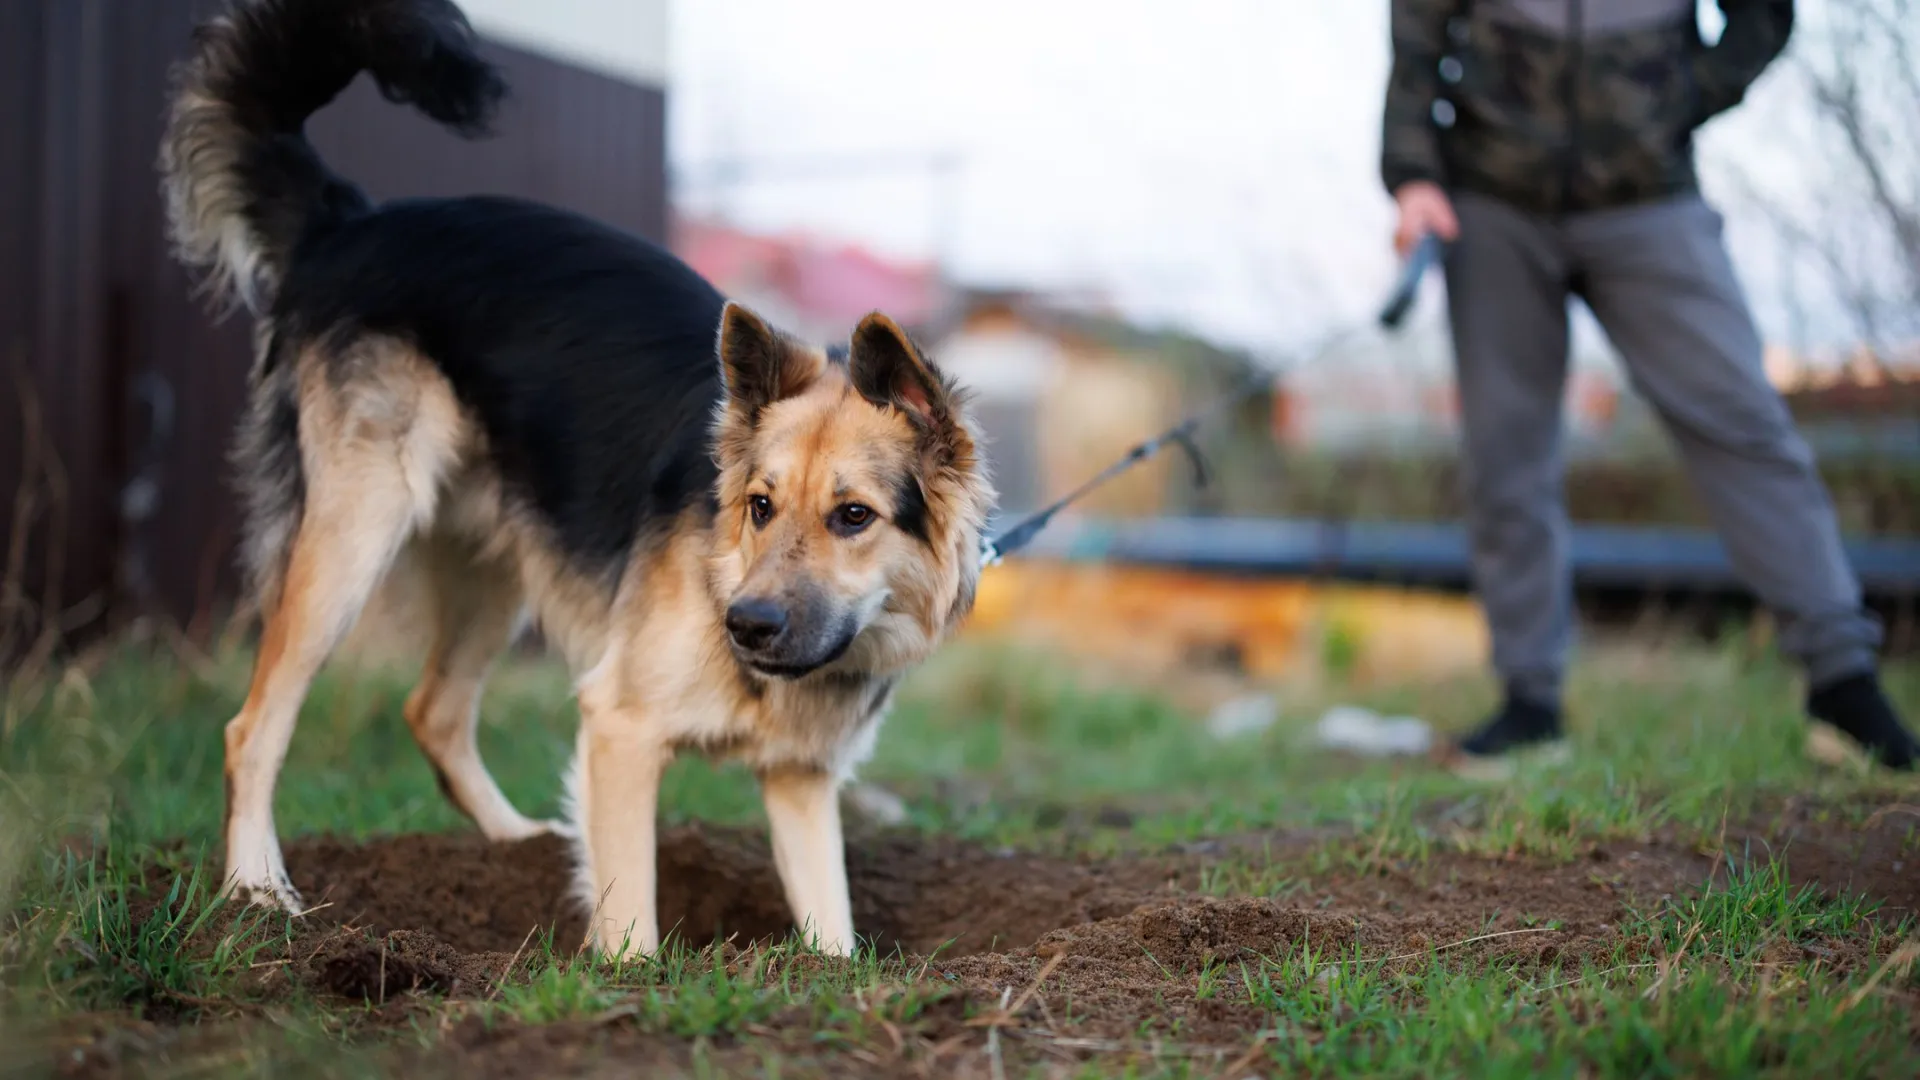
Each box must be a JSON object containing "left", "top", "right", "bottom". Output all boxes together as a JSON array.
[
  {"left": 403, "top": 1013, "right": 908, "bottom": 1080},
  {"left": 282, "top": 824, "right": 1181, "bottom": 960},
  {"left": 1735, "top": 798, "right": 1920, "bottom": 922},
  {"left": 932, "top": 844, "right": 1696, "bottom": 1046},
  {"left": 36, "top": 797, "right": 1920, "bottom": 1077}
]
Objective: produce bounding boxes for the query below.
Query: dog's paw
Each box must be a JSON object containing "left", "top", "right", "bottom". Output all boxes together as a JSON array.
[
  {"left": 221, "top": 872, "right": 305, "bottom": 914},
  {"left": 533, "top": 817, "right": 575, "bottom": 839},
  {"left": 844, "top": 782, "right": 909, "bottom": 826},
  {"left": 483, "top": 815, "right": 569, "bottom": 843}
]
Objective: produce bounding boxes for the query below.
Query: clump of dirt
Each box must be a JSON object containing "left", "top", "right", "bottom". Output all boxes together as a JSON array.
[
  {"left": 1056, "top": 895, "right": 1374, "bottom": 972},
  {"left": 305, "top": 928, "right": 482, "bottom": 1001}
]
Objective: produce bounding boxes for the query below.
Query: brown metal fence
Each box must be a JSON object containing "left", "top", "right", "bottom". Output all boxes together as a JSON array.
[{"left": 1, "top": 0, "right": 667, "bottom": 657}]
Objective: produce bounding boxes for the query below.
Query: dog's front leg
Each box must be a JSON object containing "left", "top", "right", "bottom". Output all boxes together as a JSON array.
[
  {"left": 760, "top": 767, "right": 856, "bottom": 955},
  {"left": 569, "top": 714, "right": 671, "bottom": 959}
]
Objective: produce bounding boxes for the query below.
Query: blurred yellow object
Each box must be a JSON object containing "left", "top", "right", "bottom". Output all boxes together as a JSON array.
[
  {"left": 339, "top": 556, "right": 1488, "bottom": 689},
  {"left": 967, "top": 560, "right": 1488, "bottom": 686}
]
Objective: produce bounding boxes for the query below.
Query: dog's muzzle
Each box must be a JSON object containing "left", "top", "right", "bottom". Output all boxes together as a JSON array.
[{"left": 726, "top": 597, "right": 856, "bottom": 679}]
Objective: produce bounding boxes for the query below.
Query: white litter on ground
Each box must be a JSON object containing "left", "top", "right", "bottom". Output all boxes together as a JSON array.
[
  {"left": 1315, "top": 704, "right": 1433, "bottom": 757},
  {"left": 1205, "top": 692, "right": 1282, "bottom": 740}
]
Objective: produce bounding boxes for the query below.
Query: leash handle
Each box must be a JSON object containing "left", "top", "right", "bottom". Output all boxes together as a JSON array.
[{"left": 1376, "top": 232, "right": 1444, "bottom": 330}]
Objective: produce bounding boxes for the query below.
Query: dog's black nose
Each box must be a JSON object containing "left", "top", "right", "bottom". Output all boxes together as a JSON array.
[{"left": 725, "top": 598, "right": 788, "bottom": 651}]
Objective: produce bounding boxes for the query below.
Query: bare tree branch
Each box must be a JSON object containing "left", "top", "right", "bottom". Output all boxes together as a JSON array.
[
  {"left": 1724, "top": 0, "right": 1920, "bottom": 355},
  {"left": 1803, "top": 44, "right": 1920, "bottom": 302},
  {"left": 1725, "top": 168, "right": 1893, "bottom": 368}
]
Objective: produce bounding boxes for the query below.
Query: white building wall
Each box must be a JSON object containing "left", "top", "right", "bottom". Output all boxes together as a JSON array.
[{"left": 457, "top": 0, "right": 670, "bottom": 89}]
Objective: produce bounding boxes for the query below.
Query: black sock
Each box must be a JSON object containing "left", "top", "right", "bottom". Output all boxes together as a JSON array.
[{"left": 1808, "top": 672, "right": 1918, "bottom": 771}]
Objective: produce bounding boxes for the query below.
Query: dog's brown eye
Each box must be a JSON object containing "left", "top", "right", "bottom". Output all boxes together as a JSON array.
[
  {"left": 748, "top": 495, "right": 773, "bottom": 528},
  {"left": 829, "top": 503, "right": 874, "bottom": 536}
]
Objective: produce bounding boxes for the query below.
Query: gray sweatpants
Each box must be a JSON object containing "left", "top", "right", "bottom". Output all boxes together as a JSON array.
[{"left": 1444, "top": 190, "right": 1882, "bottom": 705}]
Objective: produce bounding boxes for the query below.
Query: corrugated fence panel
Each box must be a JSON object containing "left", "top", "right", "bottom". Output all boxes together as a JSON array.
[
  {"left": 309, "top": 41, "right": 669, "bottom": 244},
  {"left": 2, "top": 1, "right": 120, "bottom": 653},
  {"left": 103, "top": 0, "right": 258, "bottom": 631},
  {"left": 0, "top": 0, "right": 670, "bottom": 653},
  {"left": 0, "top": 0, "right": 48, "bottom": 651}
]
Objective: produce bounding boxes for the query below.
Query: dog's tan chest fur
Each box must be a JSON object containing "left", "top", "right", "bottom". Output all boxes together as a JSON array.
[{"left": 580, "top": 519, "right": 892, "bottom": 778}]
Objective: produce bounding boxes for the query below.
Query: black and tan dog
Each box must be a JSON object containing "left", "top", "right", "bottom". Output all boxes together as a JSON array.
[{"left": 161, "top": 0, "right": 992, "bottom": 956}]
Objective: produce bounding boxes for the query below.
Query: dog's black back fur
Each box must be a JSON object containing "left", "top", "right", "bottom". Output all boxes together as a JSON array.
[
  {"left": 164, "top": 0, "right": 736, "bottom": 583},
  {"left": 277, "top": 196, "right": 728, "bottom": 570}
]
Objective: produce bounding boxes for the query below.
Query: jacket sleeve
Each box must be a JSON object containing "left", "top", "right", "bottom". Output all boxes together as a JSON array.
[
  {"left": 1381, "top": 0, "right": 1453, "bottom": 194},
  {"left": 1693, "top": 0, "right": 1794, "bottom": 123}
]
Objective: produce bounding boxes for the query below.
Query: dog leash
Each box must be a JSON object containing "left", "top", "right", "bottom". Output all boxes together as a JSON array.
[{"left": 978, "top": 232, "right": 1445, "bottom": 567}]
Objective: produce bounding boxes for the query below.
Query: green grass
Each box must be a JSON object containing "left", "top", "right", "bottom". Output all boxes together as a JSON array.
[
  {"left": 477, "top": 937, "right": 947, "bottom": 1038},
  {"left": 3, "top": 625, "right": 1918, "bottom": 1077},
  {"left": 872, "top": 635, "right": 1918, "bottom": 857},
  {"left": 4, "top": 630, "right": 1912, "bottom": 858},
  {"left": 1246, "top": 959, "right": 1918, "bottom": 1078},
  {"left": 1212, "top": 853, "right": 1919, "bottom": 1078},
  {"left": 1643, "top": 852, "right": 1893, "bottom": 959}
]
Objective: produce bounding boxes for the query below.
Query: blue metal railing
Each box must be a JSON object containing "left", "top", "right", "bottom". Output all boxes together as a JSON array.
[{"left": 1001, "top": 516, "right": 1920, "bottom": 593}]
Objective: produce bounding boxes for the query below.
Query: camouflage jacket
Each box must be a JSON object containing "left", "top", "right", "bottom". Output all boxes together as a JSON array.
[{"left": 1381, "top": 0, "right": 1794, "bottom": 213}]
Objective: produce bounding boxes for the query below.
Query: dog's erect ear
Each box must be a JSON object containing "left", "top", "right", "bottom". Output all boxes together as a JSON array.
[
  {"left": 719, "top": 302, "right": 821, "bottom": 421},
  {"left": 848, "top": 312, "right": 948, "bottom": 427}
]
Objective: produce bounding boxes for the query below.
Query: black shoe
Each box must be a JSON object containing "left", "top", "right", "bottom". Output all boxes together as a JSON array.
[
  {"left": 1808, "top": 672, "right": 1918, "bottom": 771},
  {"left": 1446, "top": 694, "right": 1569, "bottom": 780}
]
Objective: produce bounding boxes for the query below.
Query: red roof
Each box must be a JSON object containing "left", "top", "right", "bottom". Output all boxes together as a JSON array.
[{"left": 673, "top": 218, "right": 943, "bottom": 329}]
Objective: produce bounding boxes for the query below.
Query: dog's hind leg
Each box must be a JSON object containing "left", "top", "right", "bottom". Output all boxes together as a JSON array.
[
  {"left": 224, "top": 357, "right": 459, "bottom": 910},
  {"left": 402, "top": 537, "right": 552, "bottom": 840},
  {"left": 222, "top": 480, "right": 418, "bottom": 909}
]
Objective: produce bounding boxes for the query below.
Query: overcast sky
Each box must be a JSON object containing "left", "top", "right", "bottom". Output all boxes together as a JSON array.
[{"left": 667, "top": 1, "right": 1879, "bottom": 360}]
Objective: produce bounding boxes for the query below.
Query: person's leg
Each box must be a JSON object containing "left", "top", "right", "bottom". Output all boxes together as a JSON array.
[
  {"left": 1443, "top": 192, "right": 1578, "bottom": 764},
  {"left": 1570, "top": 194, "right": 1915, "bottom": 767}
]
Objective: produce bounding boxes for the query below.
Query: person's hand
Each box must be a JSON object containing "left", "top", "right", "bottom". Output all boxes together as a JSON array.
[{"left": 1393, "top": 181, "right": 1459, "bottom": 257}]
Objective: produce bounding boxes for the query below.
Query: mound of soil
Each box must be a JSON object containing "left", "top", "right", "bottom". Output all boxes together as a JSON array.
[
  {"left": 284, "top": 825, "right": 1181, "bottom": 960},
  {"left": 305, "top": 928, "right": 473, "bottom": 1000},
  {"left": 45, "top": 798, "right": 1919, "bottom": 1077},
  {"left": 271, "top": 803, "right": 1913, "bottom": 995}
]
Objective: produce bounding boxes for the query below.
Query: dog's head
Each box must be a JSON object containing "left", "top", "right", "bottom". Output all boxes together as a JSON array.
[{"left": 709, "top": 303, "right": 993, "bottom": 681}]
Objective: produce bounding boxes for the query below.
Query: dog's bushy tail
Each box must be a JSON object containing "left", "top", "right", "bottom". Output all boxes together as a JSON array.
[{"left": 160, "top": 0, "right": 505, "bottom": 315}]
